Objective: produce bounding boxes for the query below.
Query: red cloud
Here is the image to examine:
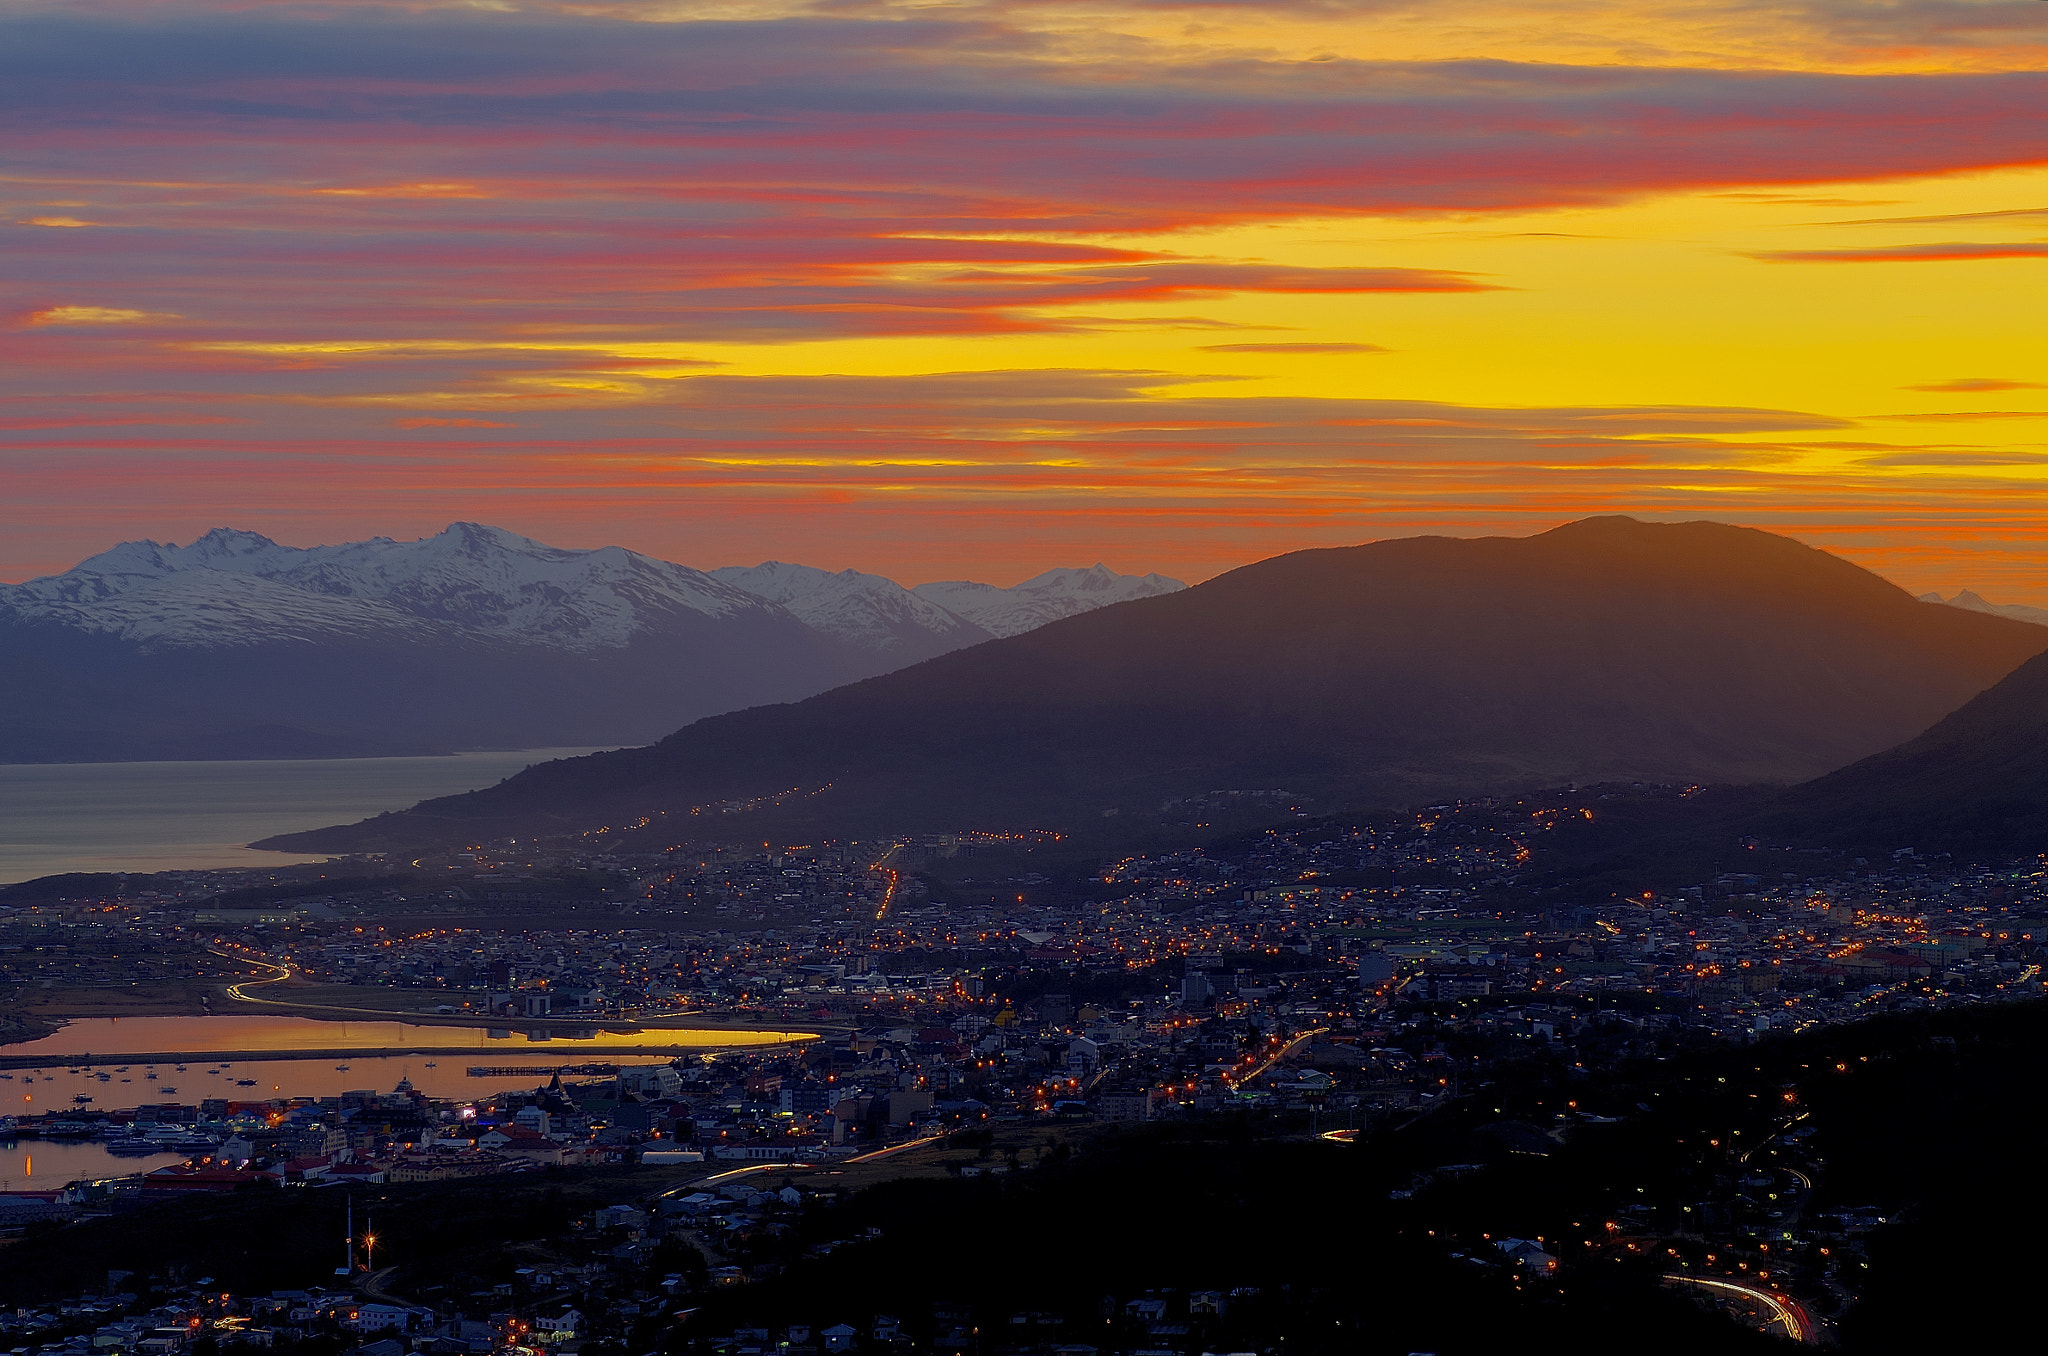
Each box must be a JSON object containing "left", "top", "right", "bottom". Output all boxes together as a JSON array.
[{"left": 1905, "top": 377, "right": 2046, "bottom": 392}]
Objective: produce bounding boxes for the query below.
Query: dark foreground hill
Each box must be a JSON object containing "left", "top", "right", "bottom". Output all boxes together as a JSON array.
[
  {"left": 1750, "top": 646, "right": 2048, "bottom": 856},
  {"left": 262, "top": 516, "right": 2048, "bottom": 853}
]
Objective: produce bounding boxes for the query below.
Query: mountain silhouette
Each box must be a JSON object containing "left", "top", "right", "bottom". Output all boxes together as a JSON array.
[
  {"left": 261, "top": 516, "right": 2048, "bottom": 852},
  {"left": 1754, "top": 646, "right": 2048, "bottom": 856}
]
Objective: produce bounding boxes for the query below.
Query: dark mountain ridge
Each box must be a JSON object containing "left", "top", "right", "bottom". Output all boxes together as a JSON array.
[
  {"left": 262, "top": 516, "right": 2048, "bottom": 854},
  {"left": 1748, "top": 646, "right": 2048, "bottom": 856}
]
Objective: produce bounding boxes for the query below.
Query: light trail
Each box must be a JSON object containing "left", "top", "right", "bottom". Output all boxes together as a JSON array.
[
  {"left": 870, "top": 840, "right": 909, "bottom": 921},
  {"left": 211, "top": 949, "right": 293, "bottom": 1001},
  {"left": 1664, "top": 1274, "right": 1812, "bottom": 1343},
  {"left": 1226, "top": 1027, "right": 1327, "bottom": 1089},
  {"left": 844, "top": 1134, "right": 941, "bottom": 1163},
  {"left": 703, "top": 1163, "right": 784, "bottom": 1183}
]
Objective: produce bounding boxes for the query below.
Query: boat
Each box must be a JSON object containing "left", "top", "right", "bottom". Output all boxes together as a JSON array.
[
  {"left": 159, "top": 1087, "right": 178, "bottom": 1094},
  {"left": 236, "top": 1079, "right": 258, "bottom": 1087},
  {"left": 175, "top": 1065, "right": 188, "bottom": 1072},
  {"left": 109, "top": 1126, "right": 221, "bottom": 1154},
  {"left": 336, "top": 1064, "right": 351, "bottom": 1071},
  {"left": 145, "top": 1072, "right": 158, "bottom": 1080},
  {"left": 73, "top": 1094, "right": 94, "bottom": 1103}
]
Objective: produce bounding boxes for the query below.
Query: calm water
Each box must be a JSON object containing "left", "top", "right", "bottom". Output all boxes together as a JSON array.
[
  {"left": 0, "top": 1138, "right": 187, "bottom": 1192},
  {"left": 0, "top": 748, "right": 611, "bottom": 883},
  {"left": 1, "top": 1013, "right": 810, "bottom": 1185}
]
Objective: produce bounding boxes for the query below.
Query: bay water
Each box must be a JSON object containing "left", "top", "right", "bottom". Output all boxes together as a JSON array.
[{"left": 0, "top": 748, "right": 612, "bottom": 883}]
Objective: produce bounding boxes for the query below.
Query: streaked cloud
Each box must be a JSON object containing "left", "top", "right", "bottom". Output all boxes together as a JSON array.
[
  {"left": 1904, "top": 377, "right": 2046, "bottom": 392},
  {"left": 1198, "top": 342, "right": 1389, "bottom": 353},
  {"left": 1750, "top": 242, "right": 2048, "bottom": 262},
  {"left": 3, "top": 1, "right": 2048, "bottom": 601},
  {"left": 25, "top": 306, "right": 178, "bottom": 326}
]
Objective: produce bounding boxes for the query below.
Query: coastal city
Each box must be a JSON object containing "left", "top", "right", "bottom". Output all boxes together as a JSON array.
[
  {"left": 4, "top": 785, "right": 2045, "bottom": 1347},
  {"left": 12, "top": 0, "right": 2048, "bottom": 1348}
]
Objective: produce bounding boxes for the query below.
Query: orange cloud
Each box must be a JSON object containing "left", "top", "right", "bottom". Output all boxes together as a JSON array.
[
  {"left": 1197, "top": 342, "right": 1390, "bottom": 354},
  {"left": 1749, "top": 242, "right": 2048, "bottom": 262},
  {"left": 1905, "top": 377, "right": 2045, "bottom": 392}
]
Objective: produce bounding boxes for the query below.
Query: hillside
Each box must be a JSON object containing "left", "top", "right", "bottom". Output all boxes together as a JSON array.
[
  {"left": 913, "top": 564, "right": 1186, "bottom": 638},
  {"left": 1751, "top": 646, "right": 2048, "bottom": 856},
  {"left": 262, "top": 516, "right": 2048, "bottom": 853}
]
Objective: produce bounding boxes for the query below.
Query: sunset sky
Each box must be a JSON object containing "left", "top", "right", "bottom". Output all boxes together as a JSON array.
[{"left": 5, "top": 0, "right": 2048, "bottom": 596}]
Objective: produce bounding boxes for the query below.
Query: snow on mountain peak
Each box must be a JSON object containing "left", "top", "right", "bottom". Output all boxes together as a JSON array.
[
  {"left": 710, "top": 561, "right": 987, "bottom": 653},
  {"left": 1922, "top": 589, "right": 2048, "bottom": 628},
  {"left": 5, "top": 524, "right": 768, "bottom": 652},
  {"left": 914, "top": 564, "right": 1186, "bottom": 638},
  {"left": 5, "top": 526, "right": 1184, "bottom": 659}
]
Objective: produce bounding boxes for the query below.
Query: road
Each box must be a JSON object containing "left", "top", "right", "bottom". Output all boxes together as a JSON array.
[
  {"left": 1664, "top": 1274, "right": 1815, "bottom": 1343},
  {"left": 844, "top": 1133, "right": 942, "bottom": 1163},
  {"left": 869, "top": 841, "right": 909, "bottom": 921},
  {"left": 356, "top": 1266, "right": 404, "bottom": 1304},
  {"left": 216, "top": 951, "right": 294, "bottom": 1003},
  {"left": 1226, "top": 1027, "right": 1327, "bottom": 1089}
]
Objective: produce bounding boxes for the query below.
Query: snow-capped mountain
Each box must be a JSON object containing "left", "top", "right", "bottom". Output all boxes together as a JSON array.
[
  {"left": 8, "top": 523, "right": 773, "bottom": 652},
  {"left": 1920, "top": 589, "right": 2048, "bottom": 629},
  {"left": 0, "top": 525, "right": 1184, "bottom": 761},
  {"left": 710, "top": 561, "right": 989, "bottom": 656},
  {"left": 914, "top": 564, "right": 1186, "bottom": 638}
]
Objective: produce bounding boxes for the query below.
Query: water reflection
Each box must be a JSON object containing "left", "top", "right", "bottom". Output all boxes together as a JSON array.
[
  {"left": 2, "top": 1014, "right": 810, "bottom": 1117},
  {"left": 10, "top": 1012, "right": 810, "bottom": 1057}
]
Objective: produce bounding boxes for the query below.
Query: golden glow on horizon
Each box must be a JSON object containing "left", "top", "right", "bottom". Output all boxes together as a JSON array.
[
  {"left": 5, "top": 0, "right": 2048, "bottom": 600},
  {"left": 596, "top": 0, "right": 2048, "bottom": 75},
  {"left": 188, "top": 167, "right": 2047, "bottom": 507}
]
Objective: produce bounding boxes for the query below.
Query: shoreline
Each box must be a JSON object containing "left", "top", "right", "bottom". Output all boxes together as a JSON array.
[
  {"left": 0, "top": 1035, "right": 818, "bottom": 1071},
  {"left": 6, "top": 977, "right": 844, "bottom": 1043},
  {"left": 0, "top": 1011, "right": 65, "bottom": 1050},
  {"left": 1, "top": 989, "right": 839, "bottom": 1064}
]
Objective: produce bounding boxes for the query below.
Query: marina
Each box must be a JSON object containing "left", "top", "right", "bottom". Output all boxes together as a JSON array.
[
  {"left": 2, "top": 1012, "right": 812, "bottom": 1068},
  {"left": 0, "top": 1012, "right": 813, "bottom": 1181}
]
